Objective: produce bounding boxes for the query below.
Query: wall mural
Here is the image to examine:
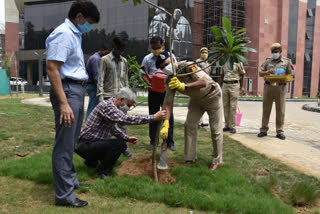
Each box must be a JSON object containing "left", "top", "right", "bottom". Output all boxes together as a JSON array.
[{"left": 148, "top": 0, "right": 193, "bottom": 60}]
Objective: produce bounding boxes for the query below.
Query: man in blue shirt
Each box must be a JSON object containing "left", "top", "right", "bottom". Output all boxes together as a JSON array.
[
  {"left": 46, "top": 1, "right": 100, "bottom": 208},
  {"left": 140, "top": 36, "right": 175, "bottom": 151},
  {"left": 86, "top": 46, "right": 109, "bottom": 120}
]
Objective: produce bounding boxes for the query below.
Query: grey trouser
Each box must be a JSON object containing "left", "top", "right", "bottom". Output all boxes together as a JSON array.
[
  {"left": 260, "top": 84, "right": 286, "bottom": 134},
  {"left": 184, "top": 86, "right": 223, "bottom": 164},
  {"left": 50, "top": 81, "right": 86, "bottom": 202},
  {"left": 222, "top": 83, "right": 240, "bottom": 128}
]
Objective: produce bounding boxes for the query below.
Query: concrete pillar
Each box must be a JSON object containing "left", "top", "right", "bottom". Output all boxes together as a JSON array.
[{"left": 27, "top": 62, "right": 33, "bottom": 85}]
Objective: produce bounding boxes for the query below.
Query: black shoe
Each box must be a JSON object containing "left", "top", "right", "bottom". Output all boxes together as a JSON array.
[
  {"left": 257, "top": 132, "right": 267, "bottom": 137},
  {"left": 230, "top": 128, "right": 236, "bottom": 134},
  {"left": 223, "top": 127, "right": 231, "bottom": 132},
  {"left": 55, "top": 197, "right": 88, "bottom": 208},
  {"left": 147, "top": 144, "right": 154, "bottom": 151},
  {"left": 168, "top": 144, "right": 176, "bottom": 151},
  {"left": 200, "top": 123, "right": 209, "bottom": 127},
  {"left": 276, "top": 133, "right": 286, "bottom": 140}
]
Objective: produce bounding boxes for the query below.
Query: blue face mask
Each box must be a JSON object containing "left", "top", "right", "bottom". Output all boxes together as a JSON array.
[{"left": 77, "top": 21, "right": 92, "bottom": 33}]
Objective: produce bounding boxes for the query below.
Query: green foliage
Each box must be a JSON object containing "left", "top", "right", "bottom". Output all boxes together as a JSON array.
[
  {"left": 288, "top": 182, "right": 320, "bottom": 206},
  {"left": 2, "top": 50, "right": 12, "bottom": 78},
  {"left": 121, "top": 0, "right": 142, "bottom": 6},
  {"left": 127, "top": 55, "right": 148, "bottom": 90},
  {"left": 209, "top": 17, "right": 256, "bottom": 70}
]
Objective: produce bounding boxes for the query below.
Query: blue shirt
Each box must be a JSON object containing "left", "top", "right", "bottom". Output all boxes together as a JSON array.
[
  {"left": 140, "top": 53, "right": 177, "bottom": 77},
  {"left": 140, "top": 53, "right": 159, "bottom": 77},
  {"left": 86, "top": 52, "right": 101, "bottom": 85},
  {"left": 46, "top": 18, "right": 88, "bottom": 81}
]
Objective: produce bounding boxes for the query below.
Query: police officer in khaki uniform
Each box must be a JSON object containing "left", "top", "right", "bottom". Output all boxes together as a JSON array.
[
  {"left": 220, "top": 63, "right": 246, "bottom": 133},
  {"left": 156, "top": 51, "right": 223, "bottom": 171},
  {"left": 196, "top": 47, "right": 211, "bottom": 128},
  {"left": 257, "top": 43, "right": 292, "bottom": 140}
]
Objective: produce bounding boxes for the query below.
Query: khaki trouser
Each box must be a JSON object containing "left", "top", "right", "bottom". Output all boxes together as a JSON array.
[
  {"left": 260, "top": 84, "right": 286, "bottom": 134},
  {"left": 184, "top": 87, "right": 223, "bottom": 164},
  {"left": 222, "top": 83, "right": 240, "bottom": 128}
]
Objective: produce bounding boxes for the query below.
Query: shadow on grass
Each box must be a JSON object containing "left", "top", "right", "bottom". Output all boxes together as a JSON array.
[{"left": 0, "top": 149, "right": 294, "bottom": 214}]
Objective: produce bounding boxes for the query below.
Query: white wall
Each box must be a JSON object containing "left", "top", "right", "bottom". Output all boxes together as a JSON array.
[
  {"left": 0, "top": 0, "right": 5, "bottom": 34},
  {"left": 5, "top": 0, "right": 19, "bottom": 24}
]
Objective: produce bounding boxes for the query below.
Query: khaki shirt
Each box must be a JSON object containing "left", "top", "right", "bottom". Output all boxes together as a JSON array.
[
  {"left": 195, "top": 58, "right": 211, "bottom": 74},
  {"left": 97, "top": 52, "right": 129, "bottom": 100},
  {"left": 260, "top": 57, "right": 292, "bottom": 80},
  {"left": 167, "top": 61, "right": 218, "bottom": 99},
  {"left": 222, "top": 62, "right": 245, "bottom": 81}
]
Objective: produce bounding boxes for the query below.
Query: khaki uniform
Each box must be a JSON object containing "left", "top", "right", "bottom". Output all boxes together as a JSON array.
[
  {"left": 196, "top": 58, "right": 211, "bottom": 126},
  {"left": 167, "top": 61, "right": 223, "bottom": 164},
  {"left": 260, "top": 57, "right": 292, "bottom": 134},
  {"left": 97, "top": 52, "right": 129, "bottom": 102},
  {"left": 222, "top": 63, "right": 245, "bottom": 129},
  {"left": 195, "top": 58, "right": 211, "bottom": 74}
]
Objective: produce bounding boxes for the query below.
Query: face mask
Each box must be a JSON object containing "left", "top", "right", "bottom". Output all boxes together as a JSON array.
[
  {"left": 272, "top": 53, "right": 280, "bottom": 60},
  {"left": 163, "top": 63, "right": 175, "bottom": 75},
  {"left": 119, "top": 104, "right": 130, "bottom": 112},
  {"left": 152, "top": 48, "right": 163, "bottom": 56},
  {"left": 77, "top": 21, "right": 93, "bottom": 33},
  {"left": 201, "top": 53, "right": 208, "bottom": 60}
]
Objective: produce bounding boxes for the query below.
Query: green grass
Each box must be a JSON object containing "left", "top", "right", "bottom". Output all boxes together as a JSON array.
[
  {"left": 288, "top": 182, "right": 320, "bottom": 206},
  {"left": 0, "top": 148, "right": 294, "bottom": 213},
  {"left": 0, "top": 98, "right": 54, "bottom": 160},
  {"left": 0, "top": 97, "right": 320, "bottom": 213}
]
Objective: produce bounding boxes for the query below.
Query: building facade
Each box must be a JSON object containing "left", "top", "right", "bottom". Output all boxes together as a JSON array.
[{"left": 15, "top": 0, "right": 320, "bottom": 97}]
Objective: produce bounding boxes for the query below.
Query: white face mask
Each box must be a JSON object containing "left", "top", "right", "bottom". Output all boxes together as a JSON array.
[
  {"left": 272, "top": 53, "right": 280, "bottom": 60},
  {"left": 163, "top": 63, "right": 174, "bottom": 75}
]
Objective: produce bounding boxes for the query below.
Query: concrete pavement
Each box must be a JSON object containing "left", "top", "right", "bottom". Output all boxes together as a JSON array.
[{"left": 22, "top": 97, "right": 320, "bottom": 179}]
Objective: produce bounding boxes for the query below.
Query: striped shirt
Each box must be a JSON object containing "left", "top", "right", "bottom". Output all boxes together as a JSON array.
[{"left": 80, "top": 98, "right": 154, "bottom": 141}]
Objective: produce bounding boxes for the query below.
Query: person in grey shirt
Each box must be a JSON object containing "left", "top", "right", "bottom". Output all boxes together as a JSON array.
[{"left": 97, "top": 34, "right": 132, "bottom": 158}]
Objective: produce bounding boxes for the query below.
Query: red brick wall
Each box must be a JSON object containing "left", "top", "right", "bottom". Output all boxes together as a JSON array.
[
  {"left": 4, "top": 22, "right": 19, "bottom": 77},
  {"left": 244, "top": 0, "right": 261, "bottom": 95},
  {"left": 294, "top": 1, "right": 307, "bottom": 97},
  {"left": 310, "top": 5, "right": 320, "bottom": 97}
]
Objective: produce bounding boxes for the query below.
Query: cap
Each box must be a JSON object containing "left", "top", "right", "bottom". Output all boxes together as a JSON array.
[
  {"left": 200, "top": 47, "right": 208, "bottom": 53},
  {"left": 156, "top": 51, "right": 170, "bottom": 68},
  {"left": 271, "top": 43, "right": 281, "bottom": 51}
]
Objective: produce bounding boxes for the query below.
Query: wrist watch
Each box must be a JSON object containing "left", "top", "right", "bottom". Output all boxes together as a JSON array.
[{"left": 185, "top": 83, "right": 188, "bottom": 89}]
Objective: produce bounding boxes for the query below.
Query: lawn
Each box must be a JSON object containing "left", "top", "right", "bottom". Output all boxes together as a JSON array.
[{"left": 0, "top": 97, "right": 319, "bottom": 213}]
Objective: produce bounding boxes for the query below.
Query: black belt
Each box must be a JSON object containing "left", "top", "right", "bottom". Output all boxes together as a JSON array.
[
  {"left": 265, "top": 81, "right": 286, "bottom": 86},
  {"left": 62, "top": 78, "right": 87, "bottom": 86},
  {"left": 223, "top": 80, "right": 239, "bottom": 84}
]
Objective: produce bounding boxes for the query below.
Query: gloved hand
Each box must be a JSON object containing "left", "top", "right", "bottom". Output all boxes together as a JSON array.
[
  {"left": 169, "top": 77, "right": 185, "bottom": 93},
  {"left": 160, "top": 120, "right": 169, "bottom": 139}
]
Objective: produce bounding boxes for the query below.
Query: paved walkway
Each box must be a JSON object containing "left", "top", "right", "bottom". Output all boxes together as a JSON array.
[{"left": 22, "top": 97, "right": 320, "bottom": 179}]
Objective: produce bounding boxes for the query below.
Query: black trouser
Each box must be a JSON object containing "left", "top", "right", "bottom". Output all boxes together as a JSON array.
[
  {"left": 75, "top": 138, "right": 127, "bottom": 175},
  {"left": 148, "top": 89, "right": 174, "bottom": 145}
]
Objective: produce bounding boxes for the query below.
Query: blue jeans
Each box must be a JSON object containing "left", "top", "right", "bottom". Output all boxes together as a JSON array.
[{"left": 86, "top": 84, "right": 98, "bottom": 120}]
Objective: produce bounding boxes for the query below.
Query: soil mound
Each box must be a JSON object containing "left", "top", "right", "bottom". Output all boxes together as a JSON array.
[{"left": 116, "top": 155, "right": 182, "bottom": 183}]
